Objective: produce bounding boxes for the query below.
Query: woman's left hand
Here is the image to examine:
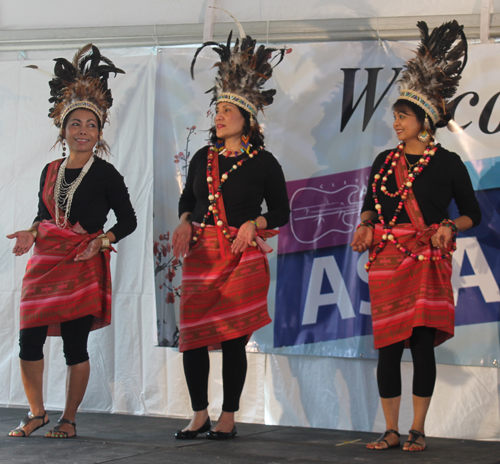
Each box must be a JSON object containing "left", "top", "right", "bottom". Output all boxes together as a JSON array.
[
  {"left": 75, "top": 238, "right": 102, "bottom": 261},
  {"left": 431, "top": 226, "right": 453, "bottom": 252},
  {"left": 231, "top": 221, "right": 257, "bottom": 254}
]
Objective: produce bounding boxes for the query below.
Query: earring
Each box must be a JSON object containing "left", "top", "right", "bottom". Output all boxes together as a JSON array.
[
  {"left": 418, "top": 114, "right": 431, "bottom": 142},
  {"left": 418, "top": 130, "right": 430, "bottom": 142},
  {"left": 62, "top": 139, "right": 66, "bottom": 157}
]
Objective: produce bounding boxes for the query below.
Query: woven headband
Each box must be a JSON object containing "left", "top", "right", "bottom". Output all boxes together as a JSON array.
[{"left": 397, "top": 90, "right": 439, "bottom": 124}]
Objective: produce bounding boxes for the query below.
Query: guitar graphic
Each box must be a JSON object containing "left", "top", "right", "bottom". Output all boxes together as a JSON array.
[{"left": 279, "top": 167, "right": 371, "bottom": 254}]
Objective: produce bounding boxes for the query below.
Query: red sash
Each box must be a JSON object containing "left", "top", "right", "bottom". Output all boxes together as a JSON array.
[
  {"left": 20, "top": 160, "right": 112, "bottom": 336},
  {"left": 179, "top": 150, "right": 277, "bottom": 351},
  {"left": 368, "top": 155, "right": 454, "bottom": 349}
]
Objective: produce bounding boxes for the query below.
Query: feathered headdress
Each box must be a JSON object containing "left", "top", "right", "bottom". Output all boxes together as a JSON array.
[
  {"left": 397, "top": 20, "right": 467, "bottom": 128},
  {"left": 39, "top": 44, "right": 124, "bottom": 155},
  {"left": 191, "top": 8, "right": 286, "bottom": 122}
]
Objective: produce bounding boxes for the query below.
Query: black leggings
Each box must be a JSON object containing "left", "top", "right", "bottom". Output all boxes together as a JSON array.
[
  {"left": 377, "top": 326, "right": 437, "bottom": 399},
  {"left": 182, "top": 335, "right": 248, "bottom": 412},
  {"left": 19, "top": 315, "right": 94, "bottom": 366}
]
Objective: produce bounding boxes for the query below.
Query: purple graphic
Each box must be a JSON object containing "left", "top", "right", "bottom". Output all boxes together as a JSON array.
[{"left": 278, "top": 167, "right": 372, "bottom": 254}]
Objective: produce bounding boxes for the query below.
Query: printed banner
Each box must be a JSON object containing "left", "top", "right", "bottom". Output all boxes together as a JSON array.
[{"left": 154, "top": 41, "right": 500, "bottom": 367}]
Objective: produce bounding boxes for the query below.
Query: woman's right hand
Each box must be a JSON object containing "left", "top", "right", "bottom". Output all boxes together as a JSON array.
[
  {"left": 172, "top": 220, "right": 192, "bottom": 258},
  {"left": 7, "top": 231, "right": 36, "bottom": 256},
  {"left": 350, "top": 226, "right": 373, "bottom": 253}
]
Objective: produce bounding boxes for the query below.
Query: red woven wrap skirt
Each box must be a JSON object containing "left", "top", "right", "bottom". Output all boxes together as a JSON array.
[
  {"left": 369, "top": 223, "right": 454, "bottom": 349},
  {"left": 179, "top": 225, "right": 275, "bottom": 352},
  {"left": 20, "top": 221, "right": 112, "bottom": 336}
]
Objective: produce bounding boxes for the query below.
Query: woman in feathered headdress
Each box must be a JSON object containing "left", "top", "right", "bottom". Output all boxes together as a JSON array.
[
  {"left": 171, "top": 12, "right": 290, "bottom": 440},
  {"left": 350, "top": 21, "right": 481, "bottom": 452},
  {"left": 7, "top": 45, "right": 136, "bottom": 439}
]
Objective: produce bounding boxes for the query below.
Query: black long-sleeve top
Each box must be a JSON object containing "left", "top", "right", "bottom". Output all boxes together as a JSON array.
[
  {"left": 35, "top": 157, "right": 137, "bottom": 242},
  {"left": 179, "top": 146, "right": 290, "bottom": 229},
  {"left": 361, "top": 146, "right": 481, "bottom": 227}
]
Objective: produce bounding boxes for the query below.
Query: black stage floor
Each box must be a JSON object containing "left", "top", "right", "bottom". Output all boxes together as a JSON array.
[{"left": 0, "top": 407, "right": 498, "bottom": 464}]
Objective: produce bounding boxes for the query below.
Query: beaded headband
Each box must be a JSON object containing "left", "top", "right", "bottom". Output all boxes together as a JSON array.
[
  {"left": 397, "top": 90, "right": 439, "bottom": 125},
  {"left": 60, "top": 101, "right": 104, "bottom": 127},
  {"left": 217, "top": 92, "right": 257, "bottom": 117}
]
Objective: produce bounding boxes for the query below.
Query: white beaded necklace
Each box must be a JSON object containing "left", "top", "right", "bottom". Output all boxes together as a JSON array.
[{"left": 54, "top": 155, "right": 95, "bottom": 229}]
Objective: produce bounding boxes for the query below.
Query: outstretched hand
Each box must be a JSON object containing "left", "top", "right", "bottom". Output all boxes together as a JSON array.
[
  {"left": 7, "top": 231, "right": 35, "bottom": 256},
  {"left": 350, "top": 226, "right": 373, "bottom": 253}
]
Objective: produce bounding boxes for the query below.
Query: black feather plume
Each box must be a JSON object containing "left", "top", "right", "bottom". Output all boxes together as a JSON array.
[{"left": 398, "top": 20, "right": 468, "bottom": 126}]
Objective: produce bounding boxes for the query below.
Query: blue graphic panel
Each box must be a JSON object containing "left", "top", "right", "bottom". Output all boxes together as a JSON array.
[{"left": 275, "top": 187, "right": 500, "bottom": 349}]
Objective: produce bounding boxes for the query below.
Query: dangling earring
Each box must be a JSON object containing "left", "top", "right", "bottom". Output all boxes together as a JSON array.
[
  {"left": 418, "top": 114, "right": 431, "bottom": 143},
  {"left": 418, "top": 130, "right": 430, "bottom": 142},
  {"left": 94, "top": 133, "right": 103, "bottom": 156},
  {"left": 62, "top": 139, "right": 66, "bottom": 157}
]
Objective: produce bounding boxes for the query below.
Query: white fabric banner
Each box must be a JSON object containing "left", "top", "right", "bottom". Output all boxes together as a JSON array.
[{"left": 0, "top": 47, "right": 158, "bottom": 413}]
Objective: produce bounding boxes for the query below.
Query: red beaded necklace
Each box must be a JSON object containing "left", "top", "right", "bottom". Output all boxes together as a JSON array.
[
  {"left": 190, "top": 145, "right": 258, "bottom": 246},
  {"left": 365, "top": 141, "right": 456, "bottom": 270}
]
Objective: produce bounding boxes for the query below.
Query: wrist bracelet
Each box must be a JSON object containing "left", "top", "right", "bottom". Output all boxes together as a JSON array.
[
  {"left": 439, "top": 219, "right": 458, "bottom": 235},
  {"left": 248, "top": 220, "right": 259, "bottom": 230},
  {"left": 356, "top": 220, "right": 375, "bottom": 231},
  {"left": 26, "top": 227, "right": 38, "bottom": 240},
  {"left": 98, "top": 233, "right": 110, "bottom": 252}
]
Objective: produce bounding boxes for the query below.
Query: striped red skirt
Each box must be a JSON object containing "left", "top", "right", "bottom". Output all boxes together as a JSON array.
[
  {"left": 179, "top": 225, "right": 276, "bottom": 352},
  {"left": 20, "top": 221, "right": 112, "bottom": 336},
  {"left": 369, "top": 223, "right": 454, "bottom": 349}
]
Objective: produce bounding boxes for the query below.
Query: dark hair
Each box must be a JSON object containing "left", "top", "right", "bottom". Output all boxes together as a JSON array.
[
  {"left": 209, "top": 105, "right": 265, "bottom": 149},
  {"left": 392, "top": 100, "right": 436, "bottom": 134},
  {"left": 63, "top": 108, "right": 102, "bottom": 132}
]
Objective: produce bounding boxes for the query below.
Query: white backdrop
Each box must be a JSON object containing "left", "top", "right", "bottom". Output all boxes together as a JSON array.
[{"left": 0, "top": 42, "right": 499, "bottom": 441}]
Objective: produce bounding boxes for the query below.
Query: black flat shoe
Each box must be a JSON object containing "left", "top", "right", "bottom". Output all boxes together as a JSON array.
[
  {"left": 206, "top": 425, "right": 237, "bottom": 440},
  {"left": 175, "top": 417, "right": 211, "bottom": 439}
]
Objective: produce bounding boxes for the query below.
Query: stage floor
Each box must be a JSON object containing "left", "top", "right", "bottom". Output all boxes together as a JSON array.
[{"left": 1, "top": 407, "right": 498, "bottom": 464}]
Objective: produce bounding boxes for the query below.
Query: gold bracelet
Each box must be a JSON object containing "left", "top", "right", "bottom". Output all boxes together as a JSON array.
[
  {"left": 97, "top": 233, "right": 110, "bottom": 252},
  {"left": 26, "top": 227, "right": 38, "bottom": 240}
]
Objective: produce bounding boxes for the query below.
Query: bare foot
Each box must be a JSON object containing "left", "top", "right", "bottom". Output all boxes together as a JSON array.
[
  {"left": 366, "top": 430, "right": 400, "bottom": 450},
  {"left": 182, "top": 410, "right": 209, "bottom": 432}
]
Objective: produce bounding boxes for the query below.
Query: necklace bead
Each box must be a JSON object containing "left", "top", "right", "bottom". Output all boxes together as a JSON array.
[
  {"left": 54, "top": 156, "right": 94, "bottom": 229},
  {"left": 365, "top": 142, "right": 457, "bottom": 271},
  {"left": 190, "top": 145, "right": 258, "bottom": 247}
]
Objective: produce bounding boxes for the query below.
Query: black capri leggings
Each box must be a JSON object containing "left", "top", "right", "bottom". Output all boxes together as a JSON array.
[
  {"left": 377, "top": 326, "right": 437, "bottom": 399},
  {"left": 19, "top": 315, "right": 94, "bottom": 366},
  {"left": 182, "top": 335, "right": 248, "bottom": 413}
]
